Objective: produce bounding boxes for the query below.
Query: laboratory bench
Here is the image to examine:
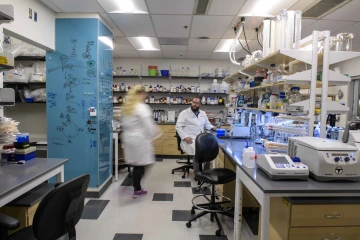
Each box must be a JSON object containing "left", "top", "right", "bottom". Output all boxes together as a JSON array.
[{"left": 214, "top": 137, "right": 360, "bottom": 240}]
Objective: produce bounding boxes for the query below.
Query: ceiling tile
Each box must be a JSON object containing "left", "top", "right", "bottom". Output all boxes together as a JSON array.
[
  {"left": 322, "top": 0, "right": 360, "bottom": 21},
  {"left": 49, "top": 0, "right": 105, "bottom": 12},
  {"left": 127, "top": 37, "right": 160, "bottom": 50},
  {"left": 152, "top": 15, "right": 191, "bottom": 38},
  {"left": 163, "top": 50, "right": 187, "bottom": 59},
  {"left": 352, "top": 42, "right": 360, "bottom": 51},
  {"left": 113, "top": 52, "right": 120, "bottom": 57},
  {"left": 100, "top": 13, "right": 117, "bottom": 29},
  {"left": 147, "top": 0, "right": 195, "bottom": 14},
  {"left": 302, "top": 20, "right": 356, "bottom": 38},
  {"left": 186, "top": 51, "right": 211, "bottom": 59},
  {"left": 138, "top": 51, "right": 163, "bottom": 58},
  {"left": 161, "top": 45, "right": 188, "bottom": 50},
  {"left": 114, "top": 37, "right": 130, "bottom": 44},
  {"left": 334, "top": 22, "right": 360, "bottom": 43},
  {"left": 208, "top": 0, "right": 246, "bottom": 16},
  {"left": 97, "top": 0, "right": 148, "bottom": 14},
  {"left": 111, "top": 28, "right": 124, "bottom": 37},
  {"left": 188, "top": 38, "right": 220, "bottom": 51},
  {"left": 114, "top": 43, "right": 135, "bottom": 51},
  {"left": 40, "top": 0, "right": 63, "bottom": 12},
  {"left": 109, "top": 14, "right": 156, "bottom": 37},
  {"left": 210, "top": 51, "right": 246, "bottom": 60},
  {"left": 302, "top": 19, "right": 317, "bottom": 29},
  {"left": 190, "top": 16, "right": 233, "bottom": 38},
  {"left": 114, "top": 50, "right": 141, "bottom": 58}
]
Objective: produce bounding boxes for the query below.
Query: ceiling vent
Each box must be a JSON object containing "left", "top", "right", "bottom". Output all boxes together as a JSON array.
[
  {"left": 195, "top": 0, "right": 210, "bottom": 15},
  {"left": 302, "top": 0, "right": 350, "bottom": 19},
  {"left": 158, "top": 38, "right": 188, "bottom": 45}
]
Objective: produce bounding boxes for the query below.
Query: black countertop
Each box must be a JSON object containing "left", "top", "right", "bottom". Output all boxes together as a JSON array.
[
  {"left": 217, "top": 137, "right": 360, "bottom": 194},
  {"left": 0, "top": 158, "right": 68, "bottom": 198}
]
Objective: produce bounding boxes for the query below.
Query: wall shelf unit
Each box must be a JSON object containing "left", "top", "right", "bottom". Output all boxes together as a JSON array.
[
  {"left": 113, "top": 75, "right": 224, "bottom": 80},
  {"left": 0, "top": 64, "right": 14, "bottom": 72},
  {"left": 4, "top": 82, "right": 46, "bottom": 86}
]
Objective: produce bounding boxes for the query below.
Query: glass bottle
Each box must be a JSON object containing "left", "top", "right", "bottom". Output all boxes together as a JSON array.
[{"left": 288, "top": 86, "right": 302, "bottom": 104}]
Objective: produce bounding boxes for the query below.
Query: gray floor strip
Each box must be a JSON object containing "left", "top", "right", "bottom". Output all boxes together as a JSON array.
[
  {"left": 113, "top": 233, "right": 143, "bottom": 240},
  {"left": 81, "top": 200, "right": 110, "bottom": 220}
]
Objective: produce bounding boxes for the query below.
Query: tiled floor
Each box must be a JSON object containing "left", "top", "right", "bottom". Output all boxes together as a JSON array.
[{"left": 76, "top": 159, "right": 257, "bottom": 240}]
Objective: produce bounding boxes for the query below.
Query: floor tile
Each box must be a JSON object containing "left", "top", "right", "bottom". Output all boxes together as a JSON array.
[
  {"left": 121, "top": 174, "right": 133, "bottom": 186},
  {"left": 199, "top": 235, "right": 228, "bottom": 240},
  {"left": 152, "top": 193, "right": 173, "bottom": 201},
  {"left": 81, "top": 200, "right": 110, "bottom": 220},
  {"left": 113, "top": 234, "right": 143, "bottom": 240},
  {"left": 174, "top": 181, "right": 191, "bottom": 187},
  {"left": 192, "top": 187, "right": 211, "bottom": 195},
  {"left": 172, "top": 210, "right": 196, "bottom": 221}
]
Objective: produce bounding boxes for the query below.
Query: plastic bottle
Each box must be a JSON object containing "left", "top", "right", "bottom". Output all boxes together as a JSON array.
[
  {"left": 159, "top": 85, "right": 163, "bottom": 92},
  {"left": 130, "top": 69, "right": 134, "bottom": 75},
  {"left": 210, "top": 79, "right": 220, "bottom": 93},
  {"left": 218, "top": 97, "right": 223, "bottom": 105},
  {"left": 270, "top": 94, "right": 278, "bottom": 109},
  {"left": 122, "top": 70, "right": 127, "bottom": 75},
  {"left": 201, "top": 96, "right": 206, "bottom": 105},
  {"left": 149, "top": 85, "right": 153, "bottom": 92},
  {"left": 207, "top": 97, "right": 211, "bottom": 105},
  {"left": 244, "top": 147, "right": 256, "bottom": 168},
  {"left": 268, "top": 64, "right": 279, "bottom": 83},
  {"left": 314, "top": 124, "right": 320, "bottom": 137},
  {"left": 220, "top": 81, "right": 229, "bottom": 93}
]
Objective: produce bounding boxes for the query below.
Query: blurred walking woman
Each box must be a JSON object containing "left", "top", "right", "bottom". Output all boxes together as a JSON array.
[{"left": 121, "top": 85, "right": 162, "bottom": 198}]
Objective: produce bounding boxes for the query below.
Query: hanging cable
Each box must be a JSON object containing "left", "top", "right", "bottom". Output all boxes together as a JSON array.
[
  {"left": 239, "top": 39, "right": 251, "bottom": 54},
  {"left": 243, "top": 27, "right": 251, "bottom": 53}
]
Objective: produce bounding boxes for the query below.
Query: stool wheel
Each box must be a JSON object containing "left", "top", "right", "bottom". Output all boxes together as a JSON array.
[
  {"left": 186, "top": 222, "right": 191, "bottom": 228},
  {"left": 216, "top": 230, "right": 222, "bottom": 236}
]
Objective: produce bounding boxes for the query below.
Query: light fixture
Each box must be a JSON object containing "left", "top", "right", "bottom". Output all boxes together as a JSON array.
[
  {"left": 238, "top": 0, "right": 299, "bottom": 17},
  {"left": 127, "top": 37, "right": 160, "bottom": 51},
  {"left": 98, "top": 36, "right": 114, "bottom": 49},
  {"left": 97, "top": 0, "right": 148, "bottom": 14},
  {"left": 197, "top": 37, "right": 211, "bottom": 43}
]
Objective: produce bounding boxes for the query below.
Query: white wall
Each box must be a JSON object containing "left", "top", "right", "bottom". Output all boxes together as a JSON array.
[
  {"left": 1, "top": 0, "right": 56, "bottom": 51},
  {"left": 330, "top": 58, "right": 360, "bottom": 78}
]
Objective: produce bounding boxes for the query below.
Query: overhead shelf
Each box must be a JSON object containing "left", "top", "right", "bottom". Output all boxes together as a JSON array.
[
  {"left": 113, "top": 75, "right": 223, "bottom": 80},
  {"left": 282, "top": 69, "right": 351, "bottom": 85},
  {"left": 4, "top": 82, "right": 46, "bottom": 86},
  {"left": 14, "top": 56, "right": 46, "bottom": 61},
  {"left": 241, "top": 107, "right": 286, "bottom": 113},
  {"left": 113, "top": 91, "right": 227, "bottom": 95},
  {"left": 0, "top": 64, "right": 14, "bottom": 72},
  {"left": 223, "top": 71, "right": 250, "bottom": 82},
  {"left": 240, "top": 50, "right": 312, "bottom": 76},
  {"left": 291, "top": 99, "right": 349, "bottom": 114}
]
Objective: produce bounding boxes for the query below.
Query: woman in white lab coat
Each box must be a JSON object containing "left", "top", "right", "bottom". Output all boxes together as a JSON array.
[{"left": 121, "top": 85, "right": 162, "bottom": 198}]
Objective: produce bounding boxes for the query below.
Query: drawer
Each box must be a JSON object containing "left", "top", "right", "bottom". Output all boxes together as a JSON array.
[
  {"left": 154, "top": 147, "right": 163, "bottom": 155},
  {"left": 162, "top": 125, "right": 176, "bottom": 133},
  {"left": 289, "top": 227, "right": 360, "bottom": 240},
  {"left": 26, "top": 202, "right": 39, "bottom": 216},
  {"left": 162, "top": 140, "right": 177, "bottom": 148},
  {"left": 216, "top": 184, "right": 223, "bottom": 194},
  {"left": 162, "top": 147, "right": 181, "bottom": 155},
  {"left": 161, "top": 132, "right": 176, "bottom": 140},
  {"left": 291, "top": 204, "right": 360, "bottom": 227},
  {"left": 153, "top": 140, "right": 163, "bottom": 147}
]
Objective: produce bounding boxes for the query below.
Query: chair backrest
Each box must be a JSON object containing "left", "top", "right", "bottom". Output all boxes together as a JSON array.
[
  {"left": 195, "top": 133, "right": 219, "bottom": 165},
  {"left": 175, "top": 131, "right": 185, "bottom": 154},
  {"left": 32, "top": 174, "right": 90, "bottom": 240}
]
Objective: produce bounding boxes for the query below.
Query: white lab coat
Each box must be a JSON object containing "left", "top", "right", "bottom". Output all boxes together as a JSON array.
[
  {"left": 122, "top": 103, "right": 162, "bottom": 166},
  {"left": 176, "top": 107, "right": 214, "bottom": 155}
]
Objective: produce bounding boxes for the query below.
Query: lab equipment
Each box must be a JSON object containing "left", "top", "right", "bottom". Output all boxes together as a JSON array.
[
  {"left": 288, "top": 137, "right": 360, "bottom": 182},
  {"left": 279, "top": 9, "right": 288, "bottom": 49},
  {"left": 256, "top": 154, "right": 309, "bottom": 180},
  {"left": 288, "top": 87, "right": 302, "bottom": 104},
  {"left": 294, "top": 10, "right": 302, "bottom": 49},
  {"left": 286, "top": 10, "right": 295, "bottom": 49},
  {"left": 262, "top": 19, "right": 271, "bottom": 57},
  {"left": 216, "top": 129, "right": 226, "bottom": 138},
  {"left": 336, "top": 32, "right": 354, "bottom": 51},
  {"left": 228, "top": 124, "right": 251, "bottom": 138}
]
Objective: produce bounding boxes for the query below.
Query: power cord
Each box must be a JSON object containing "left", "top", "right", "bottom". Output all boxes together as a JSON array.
[
  {"left": 256, "top": 27, "right": 263, "bottom": 48},
  {"left": 243, "top": 27, "right": 251, "bottom": 53},
  {"left": 239, "top": 39, "right": 251, "bottom": 54}
]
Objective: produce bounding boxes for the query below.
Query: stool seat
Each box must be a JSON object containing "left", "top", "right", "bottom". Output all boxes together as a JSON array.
[{"left": 195, "top": 168, "right": 236, "bottom": 185}]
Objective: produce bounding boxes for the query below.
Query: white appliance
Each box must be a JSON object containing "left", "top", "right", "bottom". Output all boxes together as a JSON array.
[
  {"left": 256, "top": 154, "right": 309, "bottom": 180},
  {"left": 228, "top": 123, "right": 251, "bottom": 138},
  {"left": 288, "top": 137, "right": 360, "bottom": 182}
]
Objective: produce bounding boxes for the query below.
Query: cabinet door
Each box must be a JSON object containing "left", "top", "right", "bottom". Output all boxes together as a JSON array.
[
  {"left": 154, "top": 147, "right": 163, "bottom": 155},
  {"left": 153, "top": 140, "right": 163, "bottom": 147},
  {"left": 162, "top": 140, "right": 177, "bottom": 148},
  {"left": 289, "top": 227, "right": 360, "bottom": 240}
]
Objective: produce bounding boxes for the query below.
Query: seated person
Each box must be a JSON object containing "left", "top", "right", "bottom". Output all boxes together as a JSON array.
[{"left": 176, "top": 97, "right": 216, "bottom": 172}]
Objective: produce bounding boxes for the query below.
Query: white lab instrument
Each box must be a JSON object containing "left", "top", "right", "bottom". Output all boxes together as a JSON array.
[
  {"left": 257, "top": 154, "right": 309, "bottom": 180},
  {"left": 288, "top": 137, "right": 360, "bottom": 182},
  {"left": 228, "top": 124, "right": 251, "bottom": 138}
]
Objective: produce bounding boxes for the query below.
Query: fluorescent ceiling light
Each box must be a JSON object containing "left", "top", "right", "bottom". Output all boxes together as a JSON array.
[
  {"left": 238, "top": 0, "right": 299, "bottom": 17},
  {"left": 127, "top": 37, "right": 160, "bottom": 51},
  {"left": 99, "top": 36, "right": 114, "bottom": 49},
  {"left": 214, "top": 39, "right": 243, "bottom": 52},
  {"left": 97, "top": 0, "right": 148, "bottom": 14}
]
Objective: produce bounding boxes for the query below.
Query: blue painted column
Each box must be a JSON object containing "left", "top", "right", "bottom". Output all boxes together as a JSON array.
[{"left": 46, "top": 18, "right": 113, "bottom": 188}]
